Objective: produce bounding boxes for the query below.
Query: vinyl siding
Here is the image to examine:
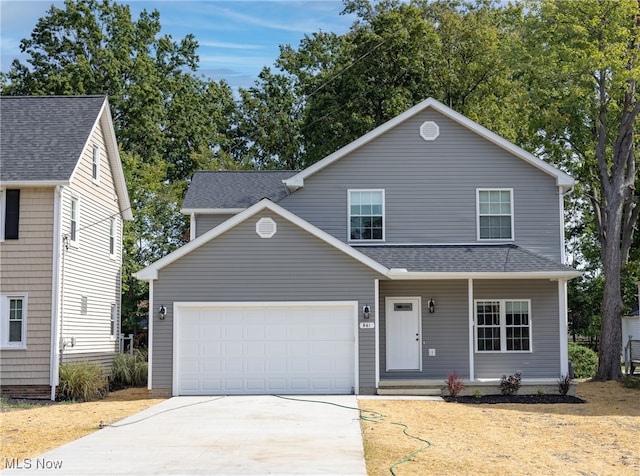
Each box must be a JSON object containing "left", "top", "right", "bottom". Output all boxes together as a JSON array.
[
  {"left": 58, "top": 120, "right": 121, "bottom": 361},
  {"left": 152, "top": 213, "right": 384, "bottom": 393},
  {"left": 280, "top": 109, "right": 563, "bottom": 260},
  {"left": 0, "top": 188, "right": 54, "bottom": 385},
  {"left": 379, "top": 280, "right": 470, "bottom": 379},
  {"left": 195, "top": 213, "right": 235, "bottom": 238},
  {"left": 473, "top": 279, "right": 560, "bottom": 378}
]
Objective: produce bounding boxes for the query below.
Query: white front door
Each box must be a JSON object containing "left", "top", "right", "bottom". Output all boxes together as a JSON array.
[{"left": 386, "top": 298, "right": 421, "bottom": 370}]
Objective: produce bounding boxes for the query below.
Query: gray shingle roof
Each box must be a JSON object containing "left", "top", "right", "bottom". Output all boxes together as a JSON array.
[
  {"left": 0, "top": 95, "right": 106, "bottom": 182},
  {"left": 182, "top": 170, "right": 297, "bottom": 209},
  {"left": 355, "top": 244, "right": 577, "bottom": 274}
]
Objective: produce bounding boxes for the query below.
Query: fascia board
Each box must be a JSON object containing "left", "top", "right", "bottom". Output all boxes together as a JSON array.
[
  {"left": 135, "top": 198, "right": 390, "bottom": 281},
  {"left": 180, "top": 208, "right": 245, "bottom": 215},
  {"left": 387, "top": 270, "right": 582, "bottom": 280},
  {"left": 284, "top": 97, "right": 575, "bottom": 189},
  {"left": 0, "top": 180, "right": 69, "bottom": 187},
  {"left": 100, "top": 99, "right": 133, "bottom": 221}
]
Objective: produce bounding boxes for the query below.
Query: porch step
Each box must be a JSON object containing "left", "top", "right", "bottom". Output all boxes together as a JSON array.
[
  {"left": 377, "top": 379, "right": 444, "bottom": 396},
  {"left": 377, "top": 387, "right": 443, "bottom": 396}
]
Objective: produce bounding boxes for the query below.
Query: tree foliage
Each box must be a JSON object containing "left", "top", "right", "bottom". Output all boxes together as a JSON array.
[{"left": 521, "top": 0, "right": 640, "bottom": 379}]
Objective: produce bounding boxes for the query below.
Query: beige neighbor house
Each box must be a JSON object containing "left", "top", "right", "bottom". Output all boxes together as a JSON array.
[{"left": 0, "top": 95, "right": 132, "bottom": 399}]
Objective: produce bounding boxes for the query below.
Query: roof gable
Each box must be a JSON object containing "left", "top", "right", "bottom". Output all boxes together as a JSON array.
[
  {"left": 0, "top": 95, "right": 132, "bottom": 220},
  {"left": 284, "top": 97, "right": 574, "bottom": 191},
  {"left": 136, "top": 198, "right": 389, "bottom": 281}
]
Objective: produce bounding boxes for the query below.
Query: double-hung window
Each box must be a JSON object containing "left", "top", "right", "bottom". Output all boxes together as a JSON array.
[
  {"left": 70, "top": 196, "right": 79, "bottom": 245},
  {"left": 92, "top": 144, "right": 101, "bottom": 183},
  {"left": 348, "top": 190, "right": 384, "bottom": 241},
  {"left": 475, "top": 299, "right": 531, "bottom": 352},
  {"left": 477, "top": 189, "right": 513, "bottom": 240},
  {"left": 1, "top": 294, "right": 27, "bottom": 348},
  {"left": 110, "top": 304, "right": 117, "bottom": 338},
  {"left": 109, "top": 217, "right": 116, "bottom": 258}
]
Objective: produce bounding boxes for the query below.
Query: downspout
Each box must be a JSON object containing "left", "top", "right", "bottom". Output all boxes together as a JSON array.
[
  {"left": 49, "top": 186, "right": 62, "bottom": 400},
  {"left": 189, "top": 213, "right": 195, "bottom": 241},
  {"left": 468, "top": 278, "right": 475, "bottom": 381}
]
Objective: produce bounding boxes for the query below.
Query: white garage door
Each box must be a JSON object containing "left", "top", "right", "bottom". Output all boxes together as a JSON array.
[{"left": 174, "top": 302, "right": 357, "bottom": 395}]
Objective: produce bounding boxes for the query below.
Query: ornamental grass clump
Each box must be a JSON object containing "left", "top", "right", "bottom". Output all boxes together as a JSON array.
[
  {"left": 59, "top": 361, "right": 108, "bottom": 402},
  {"left": 110, "top": 349, "right": 148, "bottom": 389},
  {"left": 499, "top": 372, "right": 522, "bottom": 395}
]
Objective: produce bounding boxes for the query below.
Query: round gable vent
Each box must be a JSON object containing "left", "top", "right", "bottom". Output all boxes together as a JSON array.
[
  {"left": 420, "top": 121, "right": 440, "bottom": 141},
  {"left": 256, "top": 217, "right": 277, "bottom": 238}
]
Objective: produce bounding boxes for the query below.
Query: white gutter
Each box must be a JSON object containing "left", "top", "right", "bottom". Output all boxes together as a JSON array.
[
  {"left": 387, "top": 270, "right": 582, "bottom": 280},
  {"left": 49, "top": 186, "right": 63, "bottom": 400}
]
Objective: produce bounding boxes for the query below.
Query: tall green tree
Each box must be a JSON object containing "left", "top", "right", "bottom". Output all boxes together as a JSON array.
[
  {"left": 522, "top": 0, "right": 640, "bottom": 379},
  {"left": 1, "top": 0, "right": 236, "bottom": 329},
  {"left": 270, "top": 0, "right": 527, "bottom": 166}
]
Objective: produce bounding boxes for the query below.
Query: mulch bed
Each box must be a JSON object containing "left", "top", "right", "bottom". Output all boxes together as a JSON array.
[{"left": 443, "top": 394, "right": 585, "bottom": 404}]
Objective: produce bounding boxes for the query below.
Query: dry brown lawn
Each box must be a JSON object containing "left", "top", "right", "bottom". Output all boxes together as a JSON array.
[
  {"left": 1, "top": 381, "right": 638, "bottom": 475},
  {"left": 359, "top": 380, "right": 640, "bottom": 475}
]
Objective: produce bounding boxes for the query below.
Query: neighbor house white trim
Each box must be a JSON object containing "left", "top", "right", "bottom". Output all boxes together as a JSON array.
[
  {"left": 181, "top": 208, "right": 246, "bottom": 215},
  {"left": 50, "top": 185, "right": 63, "bottom": 399},
  {"left": 284, "top": 97, "right": 575, "bottom": 191}
]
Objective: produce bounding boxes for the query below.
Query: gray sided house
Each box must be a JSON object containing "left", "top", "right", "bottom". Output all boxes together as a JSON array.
[
  {"left": 0, "top": 96, "right": 132, "bottom": 399},
  {"left": 136, "top": 98, "right": 580, "bottom": 397}
]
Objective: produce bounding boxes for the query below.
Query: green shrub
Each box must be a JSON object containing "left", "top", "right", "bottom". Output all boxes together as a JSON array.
[
  {"left": 499, "top": 372, "right": 522, "bottom": 395},
  {"left": 110, "top": 349, "right": 148, "bottom": 389},
  {"left": 568, "top": 342, "right": 598, "bottom": 379},
  {"left": 59, "top": 361, "right": 108, "bottom": 402}
]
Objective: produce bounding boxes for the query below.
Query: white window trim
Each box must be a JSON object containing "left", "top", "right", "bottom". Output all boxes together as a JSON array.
[
  {"left": 109, "top": 216, "right": 117, "bottom": 259},
  {"left": 476, "top": 188, "right": 515, "bottom": 241},
  {"left": 1, "top": 293, "right": 28, "bottom": 349},
  {"left": 0, "top": 188, "right": 5, "bottom": 242},
  {"left": 69, "top": 195, "right": 80, "bottom": 247},
  {"left": 347, "top": 189, "right": 385, "bottom": 242},
  {"left": 92, "top": 144, "right": 101, "bottom": 184},
  {"left": 474, "top": 299, "right": 532, "bottom": 353},
  {"left": 110, "top": 303, "right": 117, "bottom": 340}
]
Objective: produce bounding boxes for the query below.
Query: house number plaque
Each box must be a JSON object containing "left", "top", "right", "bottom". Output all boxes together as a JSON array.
[{"left": 359, "top": 322, "right": 375, "bottom": 329}]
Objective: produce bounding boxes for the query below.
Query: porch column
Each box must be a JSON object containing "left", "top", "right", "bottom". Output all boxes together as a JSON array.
[
  {"left": 558, "top": 279, "right": 569, "bottom": 377},
  {"left": 374, "top": 278, "right": 380, "bottom": 390},
  {"left": 468, "top": 278, "right": 475, "bottom": 381}
]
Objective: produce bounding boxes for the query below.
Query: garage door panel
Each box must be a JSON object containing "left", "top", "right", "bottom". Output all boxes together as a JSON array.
[{"left": 176, "top": 303, "right": 356, "bottom": 395}]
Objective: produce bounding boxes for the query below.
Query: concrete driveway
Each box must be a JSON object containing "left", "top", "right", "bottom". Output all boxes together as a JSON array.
[{"left": 2, "top": 395, "right": 367, "bottom": 476}]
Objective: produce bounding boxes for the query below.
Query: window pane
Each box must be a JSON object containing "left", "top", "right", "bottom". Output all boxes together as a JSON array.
[
  {"left": 349, "top": 191, "right": 383, "bottom": 240},
  {"left": 9, "top": 321, "right": 22, "bottom": 342}
]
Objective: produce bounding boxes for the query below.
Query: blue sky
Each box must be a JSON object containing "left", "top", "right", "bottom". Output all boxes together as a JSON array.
[{"left": 0, "top": 0, "right": 355, "bottom": 89}]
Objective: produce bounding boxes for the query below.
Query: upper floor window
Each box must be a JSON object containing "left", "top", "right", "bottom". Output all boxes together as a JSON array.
[
  {"left": 348, "top": 190, "right": 384, "bottom": 241},
  {"left": 70, "top": 196, "right": 79, "bottom": 245},
  {"left": 475, "top": 299, "right": 531, "bottom": 352},
  {"left": 109, "top": 217, "right": 116, "bottom": 258},
  {"left": 92, "top": 145, "right": 101, "bottom": 183},
  {"left": 1, "top": 294, "right": 27, "bottom": 349},
  {"left": 0, "top": 189, "right": 20, "bottom": 241},
  {"left": 477, "top": 189, "right": 513, "bottom": 240}
]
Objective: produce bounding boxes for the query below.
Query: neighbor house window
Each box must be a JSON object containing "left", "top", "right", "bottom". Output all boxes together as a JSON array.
[
  {"left": 109, "top": 217, "right": 116, "bottom": 258},
  {"left": 110, "top": 304, "right": 117, "bottom": 338},
  {"left": 1, "top": 189, "right": 20, "bottom": 241},
  {"left": 477, "top": 189, "right": 513, "bottom": 240},
  {"left": 349, "top": 190, "right": 384, "bottom": 241},
  {"left": 1, "top": 294, "right": 27, "bottom": 348},
  {"left": 475, "top": 300, "right": 531, "bottom": 352},
  {"left": 70, "top": 197, "right": 79, "bottom": 244},
  {"left": 92, "top": 144, "right": 100, "bottom": 183}
]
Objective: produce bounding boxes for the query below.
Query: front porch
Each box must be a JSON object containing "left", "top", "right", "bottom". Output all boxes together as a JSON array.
[{"left": 377, "top": 378, "right": 577, "bottom": 397}]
